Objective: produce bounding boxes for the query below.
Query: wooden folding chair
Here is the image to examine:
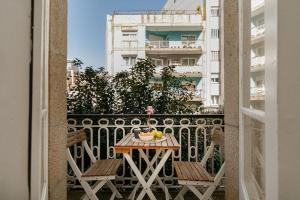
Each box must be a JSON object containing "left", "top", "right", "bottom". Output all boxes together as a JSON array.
[
  {"left": 66, "top": 129, "right": 123, "bottom": 200},
  {"left": 174, "top": 129, "right": 225, "bottom": 200}
]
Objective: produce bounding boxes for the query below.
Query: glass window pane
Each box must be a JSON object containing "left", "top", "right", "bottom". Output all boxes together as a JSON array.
[
  {"left": 249, "top": 0, "right": 265, "bottom": 110},
  {"left": 244, "top": 115, "right": 265, "bottom": 200}
]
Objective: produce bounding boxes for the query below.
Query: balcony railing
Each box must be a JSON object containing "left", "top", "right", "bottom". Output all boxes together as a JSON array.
[
  {"left": 112, "top": 10, "right": 203, "bottom": 25},
  {"left": 251, "top": 87, "right": 265, "bottom": 99},
  {"left": 67, "top": 114, "right": 224, "bottom": 189},
  {"left": 155, "top": 65, "right": 203, "bottom": 75},
  {"left": 146, "top": 40, "right": 202, "bottom": 49},
  {"left": 251, "top": 25, "right": 265, "bottom": 39},
  {"left": 113, "top": 10, "right": 200, "bottom": 15},
  {"left": 251, "top": 56, "right": 265, "bottom": 67}
]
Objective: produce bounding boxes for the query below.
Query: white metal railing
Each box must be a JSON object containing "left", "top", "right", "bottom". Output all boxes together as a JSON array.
[
  {"left": 251, "top": 24, "right": 265, "bottom": 38},
  {"left": 114, "top": 10, "right": 200, "bottom": 15},
  {"left": 113, "top": 10, "right": 203, "bottom": 25},
  {"left": 67, "top": 114, "right": 224, "bottom": 189},
  {"left": 251, "top": 87, "right": 265, "bottom": 97},
  {"left": 155, "top": 65, "right": 203, "bottom": 74},
  {"left": 146, "top": 40, "right": 202, "bottom": 49},
  {"left": 251, "top": 56, "right": 265, "bottom": 67}
]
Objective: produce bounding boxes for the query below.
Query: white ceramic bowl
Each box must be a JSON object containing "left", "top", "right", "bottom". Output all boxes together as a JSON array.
[{"left": 139, "top": 135, "right": 154, "bottom": 141}]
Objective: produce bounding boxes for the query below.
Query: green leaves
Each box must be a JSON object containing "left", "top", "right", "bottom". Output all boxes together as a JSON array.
[
  {"left": 67, "top": 58, "right": 194, "bottom": 114},
  {"left": 67, "top": 66, "right": 114, "bottom": 114},
  {"left": 154, "top": 65, "right": 193, "bottom": 114}
]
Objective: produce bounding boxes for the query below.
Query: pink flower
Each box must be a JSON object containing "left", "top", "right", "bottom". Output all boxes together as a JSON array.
[{"left": 146, "top": 106, "right": 154, "bottom": 115}]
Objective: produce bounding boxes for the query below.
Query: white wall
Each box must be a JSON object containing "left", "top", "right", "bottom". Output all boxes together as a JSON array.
[
  {"left": 204, "top": 0, "right": 220, "bottom": 106},
  {"left": 277, "top": 0, "right": 300, "bottom": 198},
  {"left": 0, "top": 0, "right": 31, "bottom": 199}
]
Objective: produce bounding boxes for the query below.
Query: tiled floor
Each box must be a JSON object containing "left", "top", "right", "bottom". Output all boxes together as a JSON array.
[{"left": 68, "top": 189, "right": 225, "bottom": 200}]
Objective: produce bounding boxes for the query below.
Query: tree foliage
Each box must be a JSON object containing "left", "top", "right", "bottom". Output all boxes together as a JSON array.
[
  {"left": 67, "top": 67, "right": 114, "bottom": 114},
  {"left": 154, "top": 65, "right": 193, "bottom": 114},
  {"left": 67, "top": 58, "right": 193, "bottom": 114}
]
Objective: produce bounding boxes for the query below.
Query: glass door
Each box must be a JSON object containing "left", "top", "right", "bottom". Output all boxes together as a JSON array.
[
  {"left": 240, "top": 0, "right": 268, "bottom": 200},
  {"left": 31, "top": 0, "right": 49, "bottom": 199}
]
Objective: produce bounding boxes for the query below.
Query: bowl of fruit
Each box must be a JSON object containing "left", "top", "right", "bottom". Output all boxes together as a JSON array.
[{"left": 139, "top": 132, "right": 154, "bottom": 141}]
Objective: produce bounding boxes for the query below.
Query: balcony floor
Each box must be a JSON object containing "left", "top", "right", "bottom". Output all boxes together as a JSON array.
[{"left": 68, "top": 189, "right": 225, "bottom": 200}]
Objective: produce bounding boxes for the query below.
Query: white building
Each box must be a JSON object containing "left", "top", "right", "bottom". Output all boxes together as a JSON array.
[
  {"left": 2, "top": 0, "right": 300, "bottom": 199},
  {"left": 106, "top": 0, "right": 221, "bottom": 107},
  {"left": 251, "top": 0, "right": 265, "bottom": 110},
  {"left": 66, "top": 59, "right": 79, "bottom": 92}
]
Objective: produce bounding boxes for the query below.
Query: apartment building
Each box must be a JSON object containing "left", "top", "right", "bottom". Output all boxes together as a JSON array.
[
  {"left": 106, "top": 0, "right": 221, "bottom": 107},
  {"left": 163, "top": 0, "right": 222, "bottom": 107},
  {"left": 251, "top": 0, "right": 265, "bottom": 110},
  {"left": 66, "top": 59, "right": 79, "bottom": 93}
]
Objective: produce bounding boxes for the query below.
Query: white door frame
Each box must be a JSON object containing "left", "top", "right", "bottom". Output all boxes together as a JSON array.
[
  {"left": 238, "top": 0, "right": 278, "bottom": 199},
  {"left": 30, "top": 0, "right": 50, "bottom": 199}
]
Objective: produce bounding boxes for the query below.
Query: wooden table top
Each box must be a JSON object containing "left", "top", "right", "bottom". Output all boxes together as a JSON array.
[{"left": 114, "top": 133, "right": 180, "bottom": 153}]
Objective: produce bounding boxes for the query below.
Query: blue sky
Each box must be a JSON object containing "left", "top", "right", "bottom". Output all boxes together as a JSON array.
[{"left": 68, "top": 0, "right": 167, "bottom": 68}]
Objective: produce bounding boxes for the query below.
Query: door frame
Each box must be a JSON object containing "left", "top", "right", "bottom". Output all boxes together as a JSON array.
[
  {"left": 30, "top": 0, "right": 50, "bottom": 199},
  {"left": 238, "top": 0, "right": 278, "bottom": 199}
]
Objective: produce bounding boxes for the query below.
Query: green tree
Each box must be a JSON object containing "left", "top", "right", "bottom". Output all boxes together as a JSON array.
[
  {"left": 73, "top": 58, "right": 83, "bottom": 68},
  {"left": 154, "top": 65, "right": 193, "bottom": 114},
  {"left": 113, "top": 58, "right": 156, "bottom": 114},
  {"left": 67, "top": 67, "right": 114, "bottom": 114},
  {"left": 67, "top": 58, "right": 195, "bottom": 114}
]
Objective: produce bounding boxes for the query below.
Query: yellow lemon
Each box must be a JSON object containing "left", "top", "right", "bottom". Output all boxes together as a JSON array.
[{"left": 155, "top": 131, "right": 163, "bottom": 139}]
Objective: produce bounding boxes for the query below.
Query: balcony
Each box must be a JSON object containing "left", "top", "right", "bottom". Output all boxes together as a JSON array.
[
  {"left": 251, "top": 87, "right": 265, "bottom": 101},
  {"left": 251, "top": 0, "right": 264, "bottom": 16},
  {"left": 112, "top": 10, "right": 203, "bottom": 27},
  {"left": 251, "top": 25, "right": 265, "bottom": 44},
  {"left": 155, "top": 65, "right": 203, "bottom": 77},
  {"left": 251, "top": 56, "right": 265, "bottom": 72},
  {"left": 67, "top": 114, "right": 225, "bottom": 199},
  {"left": 146, "top": 40, "right": 202, "bottom": 55}
]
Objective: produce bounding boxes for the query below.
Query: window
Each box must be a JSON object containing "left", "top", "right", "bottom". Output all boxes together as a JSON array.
[
  {"left": 211, "top": 95, "right": 220, "bottom": 105},
  {"left": 211, "top": 51, "right": 220, "bottom": 61},
  {"left": 181, "top": 35, "right": 196, "bottom": 41},
  {"left": 211, "top": 73, "right": 220, "bottom": 83},
  {"left": 181, "top": 35, "right": 196, "bottom": 46},
  {"left": 211, "top": 7, "right": 220, "bottom": 17},
  {"left": 256, "top": 46, "right": 265, "bottom": 56},
  {"left": 168, "top": 59, "right": 181, "bottom": 66},
  {"left": 256, "top": 80, "right": 264, "bottom": 88},
  {"left": 122, "top": 31, "right": 137, "bottom": 40},
  {"left": 152, "top": 58, "right": 163, "bottom": 66},
  {"left": 182, "top": 58, "right": 196, "bottom": 66},
  {"left": 123, "top": 56, "right": 136, "bottom": 66},
  {"left": 211, "top": 29, "right": 220, "bottom": 39}
]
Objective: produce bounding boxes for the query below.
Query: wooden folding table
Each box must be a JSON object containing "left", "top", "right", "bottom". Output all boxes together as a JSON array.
[{"left": 114, "top": 133, "right": 180, "bottom": 200}]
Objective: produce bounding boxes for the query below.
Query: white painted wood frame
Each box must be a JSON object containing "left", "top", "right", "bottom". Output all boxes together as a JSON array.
[
  {"left": 67, "top": 140, "right": 122, "bottom": 200},
  {"left": 238, "top": 0, "right": 278, "bottom": 199},
  {"left": 30, "top": 0, "right": 50, "bottom": 199},
  {"left": 174, "top": 141, "right": 225, "bottom": 200},
  {"left": 124, "top": 150, "right": 173, "bottom": 200}
]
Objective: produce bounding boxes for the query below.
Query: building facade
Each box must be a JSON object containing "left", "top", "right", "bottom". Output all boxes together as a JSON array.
[
  {"left": 106, "top": 0, "right": 221, "bottom": 107},
  {"left": 251, "top": 0, "right": 265, "bottom": 110},
  {"left": 66, "top": 59, "right": 79, "bottom": 93}
]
